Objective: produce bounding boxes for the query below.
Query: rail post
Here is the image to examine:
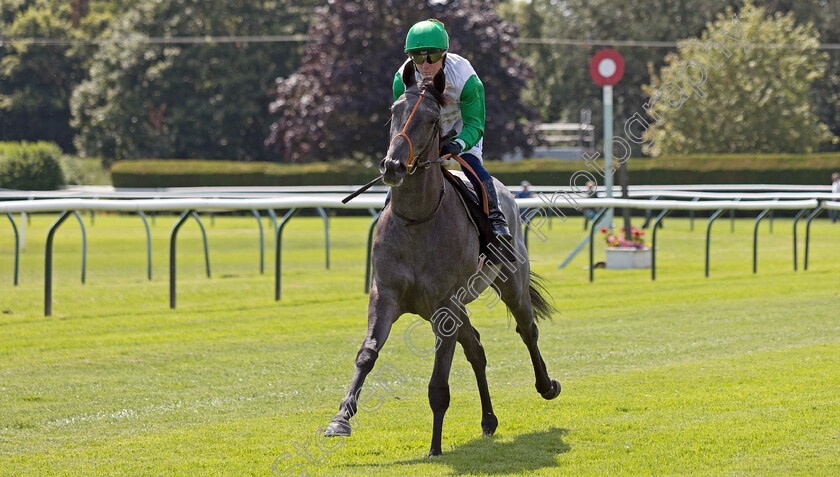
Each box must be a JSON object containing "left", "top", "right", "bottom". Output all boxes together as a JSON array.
[
  {"left": 650, "top": 209, "right": 670, "bottom": 281},
  {"left": 316, "top": 207, "right": 330, "bottom": 270},
  {"left": 752, "top": 208, "right": 771, "bottom": 274},
  {"left": 803, "top": 204, "right": 825, "bottom": 271},
  {"left": 6, "top": 213, "right": 19, "bottom": 286},
  {"left": 705, "top": 208, "right": 726, "bottom": 277},
  {"left": 139, "top": 211, "right": 152, "bottom": 280},
  {"left": 169, "top": 210, "right": 193, "bottom": 309},
  {"left": 522, "top": 208, "right": 541, "bottom": 250},
  {"left": 791, "top": 208, "right": 809, "bottom": 271},
  {"left": 190, "top": 211, "right": 211, "bottom": 278},
  {"left": 729, "top": 198, "right": 740, "bottom": 233},
  {"left": 251, "top": 210, "right": 265, "bottom": 274},
  {"left": 275, "top": 208, "right": 300, "bottom": 301},
  {"left": 768, "top": 198, "right": 779, "bottom": 234},
  {"left": 588, "top": 208, "right": 608, "bottom": 282},
  {"left": 44, "top": 211, "right": 72, "bottom": 316},
  {"left": 689, "top": 197, "right": 699, "bottom": 231},
  {"left": 267, "top": 209, "right": 278, "bottom": 240},
  {"left": 72, "top": 211, "right": 87, "bottom": 284}
]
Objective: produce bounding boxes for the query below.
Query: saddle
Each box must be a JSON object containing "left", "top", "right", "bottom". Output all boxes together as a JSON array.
[{"left": 440, "top": 168, "right": 517, "bottom": 264}]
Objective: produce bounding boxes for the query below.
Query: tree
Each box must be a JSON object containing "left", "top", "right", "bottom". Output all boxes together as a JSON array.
[
  {"left": 499, "top": 0, "right": 734, "bottom": 137},
  {"left": 71, "top": 0, "right": 319, "bottom": 162},
  {"left": 0, "top": 0, "right": 87, "bottom": 151},
  {"left": 266, "top": 0, "right": 537, "bottom": 163},
  {"left": 501, "top": 0, "right": 840, "bottom": 153},
  {"left": 643, "top": 2, "right": 835, "bottom": 155},
  {"left": 751, "top": 0, "right": 840, "bottom": 150}
]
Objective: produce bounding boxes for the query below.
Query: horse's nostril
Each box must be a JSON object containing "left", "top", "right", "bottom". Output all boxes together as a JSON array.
[
  {"left": 381, "top": 157, "right": 406, "bottom": 187},
  {"left": 382, "top": 158, "right": 405, "bottom": 175}
]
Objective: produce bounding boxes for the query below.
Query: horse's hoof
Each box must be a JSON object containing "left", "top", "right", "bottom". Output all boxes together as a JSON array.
[
  {"left": 428, "top": 448, "right": 442, "bottom": 457},
  {"left": 482, "top": 413, "right": 498, "bottom": 436},
  {"left": 324, "top": 418, "right": 352, "bottom": 437},
  {"left": 540, "top": 379, "right": 561, "bottom": 400}
]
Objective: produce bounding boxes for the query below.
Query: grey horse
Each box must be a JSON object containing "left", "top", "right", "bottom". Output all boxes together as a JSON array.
[{"left": 325, "top": 64, "right": 561, "bottom": 457}]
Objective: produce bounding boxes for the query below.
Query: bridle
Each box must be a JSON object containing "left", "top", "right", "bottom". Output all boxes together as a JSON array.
[
  {"left": 386, "top": 86, "right": 447, "bottom": 226},
  {"left": 390, "top": 88, "right": 443, "bottom": 175},
  {"left": 340, "top": 85, "right": 443, "bottom": 206}
]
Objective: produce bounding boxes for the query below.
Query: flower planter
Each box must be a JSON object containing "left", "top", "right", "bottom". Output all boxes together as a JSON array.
[{"left": 605, "top": 247, "right": 652, "bottom": 269}]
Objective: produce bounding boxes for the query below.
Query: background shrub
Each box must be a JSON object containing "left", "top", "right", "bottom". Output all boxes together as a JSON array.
[
  {"left": 110, "top": 154, "right": 840, "bottom": 188},
  {"left": 0, "top": 141, "right": 66, "bottom": 190}
]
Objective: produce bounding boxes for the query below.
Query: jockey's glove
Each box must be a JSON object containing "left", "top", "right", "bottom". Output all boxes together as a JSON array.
[{"left": 440, "top": 141, "right": 461, "bottom": 158}]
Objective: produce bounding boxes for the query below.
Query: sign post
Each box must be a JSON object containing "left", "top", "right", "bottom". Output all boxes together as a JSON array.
[
  {"left": 589, "top": 49, "right": 624, "bottom": 225},
  {"left": 557, "top": 49, "right": 626, "bottom": 269}
]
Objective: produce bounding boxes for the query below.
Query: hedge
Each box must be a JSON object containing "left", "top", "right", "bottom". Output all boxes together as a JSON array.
[
  {"left": 0, "top": 141, "right": 66, "bottom": 190},
  {"left": 110, "top": 154, "right": 840, "bottom": 188}
]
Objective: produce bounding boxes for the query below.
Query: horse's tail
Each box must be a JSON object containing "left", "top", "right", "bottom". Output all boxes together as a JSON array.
[{"left": 528, "top": 271, "right": 556, "bottom": 321}]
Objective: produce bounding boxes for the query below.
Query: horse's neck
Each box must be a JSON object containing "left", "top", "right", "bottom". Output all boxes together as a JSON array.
[{"left": 390, "top": 165, "right": 443, "bottom": 220}]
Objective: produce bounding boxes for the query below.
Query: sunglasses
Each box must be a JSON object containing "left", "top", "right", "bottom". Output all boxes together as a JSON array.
[{"left": 409, "top": 51, "right": 444, "bottom": 65}]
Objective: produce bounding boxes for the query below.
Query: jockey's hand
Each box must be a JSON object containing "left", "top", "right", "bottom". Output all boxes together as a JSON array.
[{"left": 440, "top": 141, "right": 461, "bottom": 159}]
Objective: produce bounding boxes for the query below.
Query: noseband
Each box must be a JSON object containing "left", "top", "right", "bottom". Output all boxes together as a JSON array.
[{"left": 390, "top": 88, "right": 442, "bottom": 175}]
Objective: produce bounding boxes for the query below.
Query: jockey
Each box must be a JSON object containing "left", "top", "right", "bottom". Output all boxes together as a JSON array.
[{"left": 393, "top": 19, "right": 512, "bottom": 242}]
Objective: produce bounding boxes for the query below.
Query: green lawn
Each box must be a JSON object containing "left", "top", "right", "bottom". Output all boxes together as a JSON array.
[{"left": 1, "top": 213, "right": 838, "bottom": 476}]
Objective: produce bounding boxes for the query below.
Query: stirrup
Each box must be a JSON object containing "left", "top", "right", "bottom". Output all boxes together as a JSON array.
[{"left": 491, "top": 222, "right": 513, "bottom": 242}]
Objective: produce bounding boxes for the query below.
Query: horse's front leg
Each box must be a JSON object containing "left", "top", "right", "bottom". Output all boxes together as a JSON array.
[
  {"left": 427, "top": 309, "right": 459, "bottom": 457},
  {"left": 325, "top": 286, "right": 399, "bottom": 437}
]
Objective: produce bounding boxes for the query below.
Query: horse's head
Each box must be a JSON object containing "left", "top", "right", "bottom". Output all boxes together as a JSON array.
[{"left": 380, "top": 62, "right": 447, "bottom": 187}]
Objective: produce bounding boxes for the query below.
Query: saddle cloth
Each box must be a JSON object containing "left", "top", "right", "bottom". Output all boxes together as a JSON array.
[{"left": 440, "top": 168, "right": 516, "bottom": 263}]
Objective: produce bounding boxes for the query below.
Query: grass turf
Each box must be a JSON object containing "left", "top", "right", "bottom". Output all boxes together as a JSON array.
[{"left": 0, "top": 213, "right": 838, "bottom": 475}]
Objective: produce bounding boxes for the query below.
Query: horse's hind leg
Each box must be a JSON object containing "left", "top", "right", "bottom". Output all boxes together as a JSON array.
[
  {"left": 497, "top": 271, "right": 561, "bottom": 400},
  {"left": 456, "top": 317, "right": 498, "bottom": 436},
  {"left": 325, "top": 286, "right": 399, "bottom": 437}
]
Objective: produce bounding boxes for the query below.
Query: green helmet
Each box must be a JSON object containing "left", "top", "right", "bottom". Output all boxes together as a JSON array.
[{"left": 404, "top": 19, "right": 449, "bottom": 53}]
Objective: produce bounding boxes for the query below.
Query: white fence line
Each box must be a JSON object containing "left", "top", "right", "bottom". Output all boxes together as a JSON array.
[
  {"left": 2, "top": 192, "right": 835, "bottom": 317},
  {"left": 0, "top": 196, "right": 385, "bottom": 213},
  {"left": 0, "top": 183, "right": 835, "bottom": 200},
  {"left": 514, "top": 198, "right": 819, "bottom": 211},
  {"left": 624, "top": 191, "right": 838, "bottom": 200},
  {"left": 0, "top": 196, "right": 827, "bottom": 214}
]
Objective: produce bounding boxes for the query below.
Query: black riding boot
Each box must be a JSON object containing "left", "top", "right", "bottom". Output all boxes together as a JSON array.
[{"left": 481, "top": 179, "right": 513, "bottom": 241}]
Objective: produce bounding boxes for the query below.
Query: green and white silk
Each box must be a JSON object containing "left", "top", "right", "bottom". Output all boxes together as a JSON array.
[{"left": 393, "top": 53, "right": 486, "bottom": 162}]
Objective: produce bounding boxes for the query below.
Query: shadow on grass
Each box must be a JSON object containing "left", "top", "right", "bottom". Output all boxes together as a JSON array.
[{"left": 396, "top": 427, "right": 570, "bottom": 475}]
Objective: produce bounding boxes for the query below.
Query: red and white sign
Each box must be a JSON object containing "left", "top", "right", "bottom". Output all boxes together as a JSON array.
[{"left": 590, "top": 49, "right": 624, "bottom": 86}]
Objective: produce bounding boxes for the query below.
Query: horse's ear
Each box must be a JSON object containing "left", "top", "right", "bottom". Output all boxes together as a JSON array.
[
  {"left": 402, "top": 61, "right": 416, "bottom": 89},
  {"left": 433, "top": 67, "right": 446, "bottom": 95}
]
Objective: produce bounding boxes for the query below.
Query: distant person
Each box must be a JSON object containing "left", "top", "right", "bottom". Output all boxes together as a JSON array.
[
  {"left": 515, "top": 180, "right": 533, "bottom": 199},
  {"left": 831, "top": 172, "right": 840, "bottom": 223},
  {"left": 584, "top": 180, "right": 599, "bottom": 220},
  {"left": 515, "top": 180, "right": 533, "bottom": 219}
]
